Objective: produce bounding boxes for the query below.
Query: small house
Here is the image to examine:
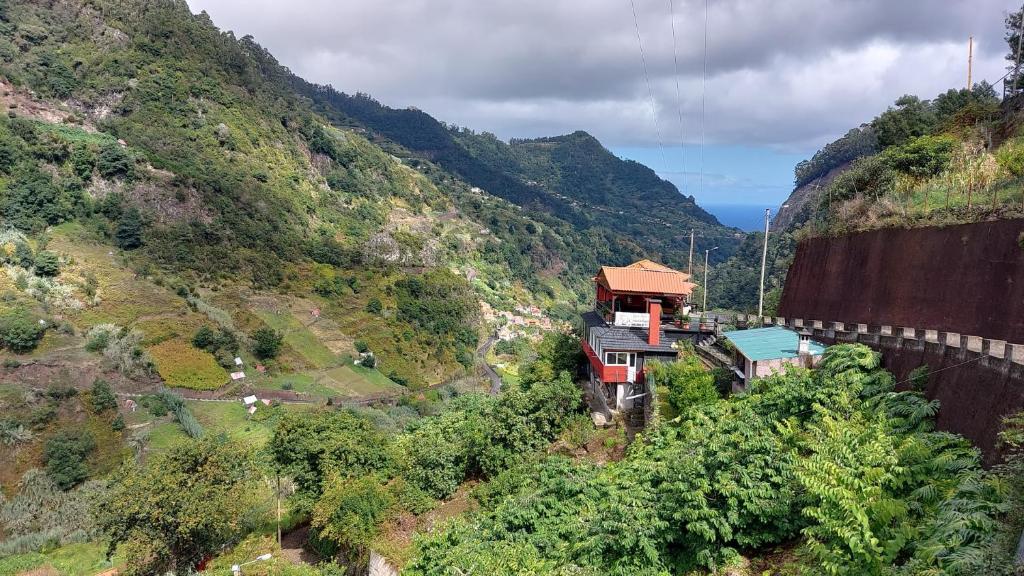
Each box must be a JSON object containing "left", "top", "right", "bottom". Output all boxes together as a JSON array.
[
  {"left": 242, "top": 395, "right": 258, "bottom": 407},
  {"left": 723, "top": 326, "right": 826, "bottom": 387},
  {"left": 581, "top": 259, "right": 703, "bottom": 411}
]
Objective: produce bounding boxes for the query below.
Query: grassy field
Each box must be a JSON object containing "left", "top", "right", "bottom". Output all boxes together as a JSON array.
[
  {"left": 0, "top": 541, "right": 116, "bottom": 576},
  {"left": 146, "top": 400, "right": 318, "bottom": 451},
  {"left": 257, "top": 364, "right": 401, "bottom": 398},
  {"left": 253, "top": 309, "right": 339, "bottom": 368},
  {"left": 148, "top": 339, "right": 228, "bottom": 390}
]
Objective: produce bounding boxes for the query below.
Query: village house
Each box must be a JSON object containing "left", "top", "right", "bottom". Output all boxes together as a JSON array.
[
  {"left": 581, "top": 259, "right": 708, "bottom": 411},
  {"left": 723, "top": 326, "right": 825, "bottom": 388}
]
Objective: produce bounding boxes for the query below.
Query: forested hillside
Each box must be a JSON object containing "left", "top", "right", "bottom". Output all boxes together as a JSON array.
[{"left": 292, "top": 88, "right": 741, "bottom": 266}]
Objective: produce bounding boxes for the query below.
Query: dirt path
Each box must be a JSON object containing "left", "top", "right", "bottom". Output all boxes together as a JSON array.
[{"left": 279, "top": 524, "right": 320, "bottom": 565}]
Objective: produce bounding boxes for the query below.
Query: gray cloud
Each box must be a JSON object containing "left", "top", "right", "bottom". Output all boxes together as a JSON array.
[{"left": 188, "top": 0, "right": 1016, "bottom": 151}]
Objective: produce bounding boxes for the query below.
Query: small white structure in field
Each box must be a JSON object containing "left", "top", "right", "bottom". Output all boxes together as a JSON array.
[
  {"left": 247, "top": 405, "right": 258, "bottom": 415},
  {"left": 234, "top": 357, "right": 243, "bottom": 366},
  {"left": 242, "top": 395, "right": 258, "bottom": 407},
  {"left": 231, "top": 371, "right": 246, "bottom": 381}
]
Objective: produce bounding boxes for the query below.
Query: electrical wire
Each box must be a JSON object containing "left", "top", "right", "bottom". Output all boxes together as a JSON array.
[
  {"left": 629, "top": 0, "right": 667, "bottom": 171},
  {"left": 699, "top": 0, "right": 709, "bottom": 199},
  {"left": 667, "top": 0, "right": 686, "bottom": 189}
]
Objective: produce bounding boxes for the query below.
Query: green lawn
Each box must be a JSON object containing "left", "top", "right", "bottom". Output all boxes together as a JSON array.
[
  {"left": 146, "top": 400, "right": 318, "bottom": 452},
  {"left": 257, "top": 365, "right": 401, "bottom": 398},
  {"left": 323, "top": 364, "right": 401, "bottom": 396},
  {"left": 253, "top": 309, "right": 338, "bottom": 368},
  {"left": 0, "top": 541, "right": 115, "bottom": 576},
  {"left": 259, "top": 371, "right": 338, "bottom": 397}
]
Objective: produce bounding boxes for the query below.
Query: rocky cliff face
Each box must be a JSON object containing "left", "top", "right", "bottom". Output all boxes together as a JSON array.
[{"left": 771, "top": 162, "right": 851, "bottom": 231}]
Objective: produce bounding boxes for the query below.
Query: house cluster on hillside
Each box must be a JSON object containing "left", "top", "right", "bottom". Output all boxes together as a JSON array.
[{"left": 481, "top": 300, "right": 558, "bottom": 342}]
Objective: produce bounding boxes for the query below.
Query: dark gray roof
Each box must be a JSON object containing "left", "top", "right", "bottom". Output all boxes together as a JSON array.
[{"left": 582, "top": 311, "right": 686, "bottom": 354}]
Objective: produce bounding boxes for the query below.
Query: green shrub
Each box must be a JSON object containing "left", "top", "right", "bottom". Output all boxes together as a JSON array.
[
  {"left": 90, "top": 378, "right": 117, "bottom": 412},
  {"left": 191, "top": 325, "right": 217, "bottom": 350},
  {"left": 115, "top": 208, "right": 144, "bottom": 250},
  {"left": 251, "top": 327, "right": 283, "bottom": 360},
  {"left": 111, "top": 415, "right": 125, "bottom": 431},
  {"left": 365, "top": 298, "right": 382, "bottom": 314},
  {"left": 45, "top": 382, "right": 77, "bottom": 401},
  {"left": 646, "top": 355, "right": 718, "bottom": 415},
  {"left": 0, "top": 310, "right": 45, "bottom": 353},
  {"left": 44, "top": 429, "right": 96, "bottom": 489},
  {"left": 96, "top": 142, "right": 133, "bottom": 179},
  {"left": 32, "top": 250, "right": 60, "bottom": 277},
  {"left": 361, "top": 353, "right": 376, "bottom": 369},
  {"left": 354, "top": 339, "right": 369, "bottom": 354},
  {"left": 997, "top": 138, "right": 1024, "bottom": 179}
]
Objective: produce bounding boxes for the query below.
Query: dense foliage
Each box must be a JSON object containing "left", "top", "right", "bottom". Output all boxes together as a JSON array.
[
  {"left": 96, "top": 438, "right": 261, "bottom": 575},
  {"left": 407, "top": 345, "right": 1008, "bottom": 575},
  {"left": 270, "top": 336, "right": 583, "bottom": 565}
]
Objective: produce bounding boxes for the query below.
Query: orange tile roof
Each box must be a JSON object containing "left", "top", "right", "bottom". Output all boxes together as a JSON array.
[
  {"left": 596, "top": 261, "right": 695, "bottom": 296},
  {"left": 626, "top": 259, "right": 675, "bottom": 272}
]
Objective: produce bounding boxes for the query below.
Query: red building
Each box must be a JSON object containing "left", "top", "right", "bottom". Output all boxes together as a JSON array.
[{"left": 582, "top": 259, "right": 701, "bottom": 412}]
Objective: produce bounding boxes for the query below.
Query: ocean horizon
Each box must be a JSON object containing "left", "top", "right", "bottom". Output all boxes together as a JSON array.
[{"left": 702, "top": 204, "right": 775, "bottom": 232}]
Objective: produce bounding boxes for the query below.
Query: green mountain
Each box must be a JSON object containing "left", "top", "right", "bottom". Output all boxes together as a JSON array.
[{"left": 291, "top": 90, "right": 741, "bottom": 265}]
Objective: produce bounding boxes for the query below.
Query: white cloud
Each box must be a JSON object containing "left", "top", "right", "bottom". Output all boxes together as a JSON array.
[{"left": 187, "top": 0, "right": 1015, "bottom": 151}]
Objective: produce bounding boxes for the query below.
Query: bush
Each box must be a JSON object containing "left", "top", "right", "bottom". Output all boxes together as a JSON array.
[
  {"left": 45, "top": 381, "right": 78, "bottom": 401},
  {"left": 115, "top": 208, "right": 144, "bottom": 250},
  {"left": 191, "top": 325, "right": 217, "bottom": 350},
  {"left": 646, "top": 355, "right": 718, "bottom": 415},
  {"left": 365, "top": 298, "right": 383, "bottom": 314},
  {"left": 44, "top": 429, "right": 96, "bottom": 489},
  {"left": 111, "top": 415, "right": 125, "bottom": 431},
  {"left": 0, "top": 310, "right": 45, "bottom": 353},
  {"left": 90, "top": 379, "right": 117, "bottom": 412},
  {"left": 96, "top": 142, "right": 133, "bottom": 179},
  {"left": 32, "top": 251, "right": 60, "bottom": 277},
  {"left": 361, "top": 353, "right": 376, "bottom": 369},
  {"left": 354, "top": 339, "right": 369, "bottom": 354},
  {"left": 251, "top": 327, "right": 283, "bottom": 360}
]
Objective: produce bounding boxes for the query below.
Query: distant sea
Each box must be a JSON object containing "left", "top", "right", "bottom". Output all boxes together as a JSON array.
[{"left": 703, "top": 204, "right": 773, "bottom": 232}]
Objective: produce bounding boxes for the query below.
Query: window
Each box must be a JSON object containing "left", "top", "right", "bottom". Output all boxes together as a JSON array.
[{"left": 605, "top": 352, "right": 628, "bottom": 365}]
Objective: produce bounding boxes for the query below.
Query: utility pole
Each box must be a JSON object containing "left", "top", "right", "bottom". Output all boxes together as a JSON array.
[
  {"left": 1017, "top": 5, "right": 1024, "bottom": 95},
  {"left": 276, "top": 472, "right": 282, "bottom": 547},
  {"left": 967, "top": 36, "right": 974, "bottom": 90},
  {"left": 687, "top": 229, "right": 694, "bottom": 276},
  {"left": 702, "top": 246, "right": 718, "bottom": 312},
  {"left": 757, "top": 208, "right": 770, "bottom": 321}
]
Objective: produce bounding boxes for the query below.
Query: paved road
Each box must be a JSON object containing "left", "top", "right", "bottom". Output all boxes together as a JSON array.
[{"left": 479, "top": 335, "right": 502, "bottom": 395}]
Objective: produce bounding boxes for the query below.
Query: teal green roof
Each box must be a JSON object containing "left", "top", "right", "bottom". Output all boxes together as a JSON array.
[{"left": 723, "top": 326, "right": 826, "bottom": 361}]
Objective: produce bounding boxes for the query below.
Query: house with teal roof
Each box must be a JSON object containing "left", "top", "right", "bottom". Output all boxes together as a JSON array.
[{"left": 723, "top": 326, "right": 826, "bottom": 387}]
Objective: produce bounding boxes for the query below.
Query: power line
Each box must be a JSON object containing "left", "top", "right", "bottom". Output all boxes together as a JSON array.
[
  {"left": 629, "top": 0, "right": 667, "bottom": 171},
  {"left": 699, "top": 0, "right": 709, "bottom": 199},
  {"left": 667, "top": 0, "right": 686, "bottom": 189}
]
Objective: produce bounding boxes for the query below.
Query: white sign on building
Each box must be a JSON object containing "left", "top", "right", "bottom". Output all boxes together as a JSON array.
[{"left": 614, "top": 311, "right": 650, "bottom": 328}]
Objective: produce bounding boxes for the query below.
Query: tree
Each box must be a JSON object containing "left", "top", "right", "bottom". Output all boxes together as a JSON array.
[
  {"left": 96, "top": 142, "right": 133, "bottom": 179},
  {"left": 354, "top": 339, "right": 369, "bottom": 354},
  {"left": 312, "top": 474, "right": 395, "bottom": 565},
  {"left": 44, "top": 430, "right": 96, "bottom": 489},
  {"left": 191, "top": 325, "right": 217, "bottom": 350},
  {"left": 361, "top": 353, "right": 376, "bottom": 369},
  {"left": 14, "top": 242, "right": 33, "bottom": 268},
  {"left": 90, "top": 378, "right": 117, "bottom": 413},
  {"left": 33, "top": 250, "right": 60, "bottom": 277},
  {"left": 0, "top": 310, "right": 45, "bottom": 353},
  {"left": 115, "top": 208, "right": 144, "bottom": 250},
  {"left": 251, "top": 327, "right": 282, "bottom": 360},
  {"left": 96, "top": 439, "right": 260, "bottom": 575},
  {"left": 646, "top": 354, "right": 717, "bottom": 415},
  {"left": 871, "top": 95, "right": 936, "bottom": 149}
]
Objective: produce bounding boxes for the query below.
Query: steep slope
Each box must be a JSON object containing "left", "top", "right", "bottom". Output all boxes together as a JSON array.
[{"left": 291, "top": 90, "right": 741, "bottom": 265}]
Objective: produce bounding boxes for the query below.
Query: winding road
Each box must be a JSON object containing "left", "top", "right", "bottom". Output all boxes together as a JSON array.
[{"left": 479, "top": 335, "right": 502, "bottom": 395}]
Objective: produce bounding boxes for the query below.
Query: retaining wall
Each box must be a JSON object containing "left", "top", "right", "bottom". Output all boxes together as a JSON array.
[{"left": 733, "top": 314, "right": 1024, "bottom": 465}]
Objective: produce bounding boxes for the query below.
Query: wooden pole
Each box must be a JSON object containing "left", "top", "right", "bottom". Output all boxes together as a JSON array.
[
  {"left": 967, "top": 36, "right": 974, "bottom": 90},
  {"left": 276, "top": 472, "right": 282, "bottom": 547}
]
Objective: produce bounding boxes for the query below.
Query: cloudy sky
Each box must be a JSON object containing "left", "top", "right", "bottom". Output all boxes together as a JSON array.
[{"left": 189, "top": 0, "right": 1015, "bottom": 216}]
